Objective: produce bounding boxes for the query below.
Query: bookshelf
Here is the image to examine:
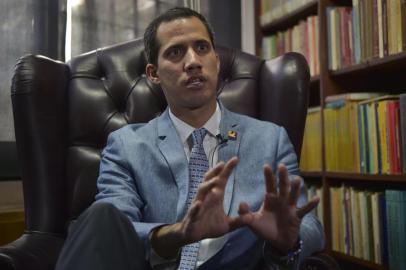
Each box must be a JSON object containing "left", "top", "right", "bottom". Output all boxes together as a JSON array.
[{"left": 255, "top": 0, "right": 406, "bottom": 269}]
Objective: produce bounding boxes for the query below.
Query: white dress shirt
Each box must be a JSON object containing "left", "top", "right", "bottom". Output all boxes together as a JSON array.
[{"left": 150, "top": 103, "right": 229, "bottom": 269}]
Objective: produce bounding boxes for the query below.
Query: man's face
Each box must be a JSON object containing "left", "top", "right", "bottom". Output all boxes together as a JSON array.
[{"left": 146, "top": 16, "right": 220, "bottom": 114}]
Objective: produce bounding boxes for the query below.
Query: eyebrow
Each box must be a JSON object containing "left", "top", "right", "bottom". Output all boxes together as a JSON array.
[{"left": 163, "top": 44, "right": 184, "bottom": 53}]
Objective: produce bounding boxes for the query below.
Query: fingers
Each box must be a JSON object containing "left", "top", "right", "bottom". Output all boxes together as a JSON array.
[
  {"left": 229, "top": 202, "right": 254, "bottom": 230},
  {"left": 297, "top": 196, "right": 320, "bottom": 218},
  {"left": 263, "top": 165, "right": 276, "bottom": 194},
  {"left": 278, "top": 164, "right": 289, "bottom": 198},
  {"left": 263, "top": 164, "right": 281, "bottom": 212},
  {"left": 288, "top": 176, "right": 301, "bottom": 206},
  {"left": 217, "top": 157, "right": 238, "bottom": 188},
  {"left": 203, "top": 161, "right": 225, "bottom": 182},
  {"left": 195, "top": 178, "right": 217, "bottom": 200},
  {"left": 238, "top": 202, "right": 251, "bottom": 215},
  {"left": 263, "top": 163, "right": 302, "bottom": 210},
  {"left": 196, "top": 157, "right": 238, "bottom": 200}
]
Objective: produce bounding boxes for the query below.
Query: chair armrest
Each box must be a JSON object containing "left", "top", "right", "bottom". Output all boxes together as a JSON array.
[
  {"left": 300, "top": 252, "right": 341, "bottom": 270},
  {"left": 0, "top": 232, "right": 65, "bottom": 270}
]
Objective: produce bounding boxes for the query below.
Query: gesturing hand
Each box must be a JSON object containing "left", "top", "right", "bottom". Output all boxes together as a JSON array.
[
  {"left": 237, "top": 164, "right": 319, "bottom": 253},
  {"left": 180, "top": 157, "right": 244, "bottom": 243},
  {"left": 151, "top": 157, "right": 244, "bottom": 258}
]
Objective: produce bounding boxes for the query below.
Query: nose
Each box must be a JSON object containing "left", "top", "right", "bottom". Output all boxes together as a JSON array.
[{"left": 184, "top": 48, "right": 202, "bottom": 72}]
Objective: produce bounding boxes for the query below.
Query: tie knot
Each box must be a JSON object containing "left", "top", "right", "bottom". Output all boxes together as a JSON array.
[{"left": 191, "top": 128, "right": 207, "bottom": 145}]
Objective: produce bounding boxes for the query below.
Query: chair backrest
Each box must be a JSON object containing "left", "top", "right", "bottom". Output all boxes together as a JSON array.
[{"left": 11, "top": 38, "right": 309, "bottom": 235}]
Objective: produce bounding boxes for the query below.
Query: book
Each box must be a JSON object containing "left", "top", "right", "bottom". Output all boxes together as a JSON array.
[
  {"left": 339, "top": 7, "right": 352, "bottom": 67},
  {"left": 359, "top": 0, "right": 366, "bottom": 61},
  {"left": 343, "top": 185, "right": 353, "bottom": 254},
  {"left": 324, "top": 105, "right": 337, "bottom": 171},
  {"left": 360, "top": 190, "right": 370, "bottom": 259},
  {"left": 396, "top": 0, "right": 403, "bottom": 53},
  {"left": 386, "top": 100, "right": 401, "bottom": 174},
  {"left": 361, "top": 104, "right": 371, "bottom": 173},
  {"left": 372, "top": 0, "right": 380, "bottom": 58},
  {"left": 374, "top": 102, "right": 382, "bottom": 173},
  {"left": 385, "top": 190, "right": 406, "bottom": 269},
  {"left": 402, "top": 0, "right": 406, "bottom": 51},
  {"left": 366, "top": 191, "right": 374, "bottom": 260},
  {"left": 358, "top": 104, "right": 367, "bottom": 173},
  {"left": 400, "top": 94, "right": 406, "bottom": 174},
  {"left": 352, "top": 0, "right": 361, "bottom": 64},
  {"left": 329, "top": 7, "right": 339, "bottom": 70},
  {"left": 367, "top": 102, "right": 378, "bottom": 173},
  {"left": 351, "top": 188, "right": 361, "bottom": 257},
  {"left": 377, "top": 0, "right": 384, "bottom": 57},
  {"left": 358, "top": 95, "right": 400, "bottom": 174},
  {"left": 331, "top": 187, "right": 340, "bottom": 251},
  {"left": 301, "top": 107, "right": 322, "bottom": 171},
  {"left": 399, "top": 94, "right": 406, "bottom": 174},
  {"left": 399, "top": 191, "right": 406, "bottom": 269},
  {"left": 379, "top": 193, "right": 389, "bottom": 265},
  {"left": 382, "top": 0, "right": 389, "bottom": 56},
  {"left": 371, "top": 192, "right": 382, "bottom": 264},
  {"left": 377, "top": 100, "right": 390, "bottom": 174}
]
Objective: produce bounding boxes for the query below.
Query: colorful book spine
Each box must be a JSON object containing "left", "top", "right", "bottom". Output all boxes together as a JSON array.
[
  {"left": 327, "top": 0, "right": 405, "bottom": 70},
  {"left": 385, "top": 190, "right": 406, "bottom": 269},
  {"left": 352, "top": 0, "right": 361, "bottom": 64},
  {"left": 400, "top": 94, "right": 406, "bottom": 174},
  {"left": 261, "top": 15, "right": 319, "bottom": 75},
  {"left": 379, "top": 193, "right": 389, "bottom": 265},
  {"left": 301, "top": 107, "right": 322, "bottom": 171},
  {"left": 328, "top": 187, "right": 406, "bottom": 266}
]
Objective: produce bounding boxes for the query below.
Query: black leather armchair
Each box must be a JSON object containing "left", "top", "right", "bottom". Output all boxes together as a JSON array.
[{"left": 0, "top": 38, "right": 337, "bottom": 270}]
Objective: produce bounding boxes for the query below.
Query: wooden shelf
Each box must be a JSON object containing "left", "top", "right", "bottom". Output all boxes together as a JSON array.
[
  {"left": 302, "top": 172, "right": 406, "bottom": 183},
  {"left": 260, "top": 0, "right": 318, "bottom": 34},
  {"left": 330, "top": 251, "right": 388, "bottom": 270},
  {"left": 330, "top": 51, "right": 406, "bottom": 77},
  {"left": 324, "top": 172, "right": 406, "bottom": 183},
  {"left": 301, "top": 171, "right": 322, "bottom": 178}
]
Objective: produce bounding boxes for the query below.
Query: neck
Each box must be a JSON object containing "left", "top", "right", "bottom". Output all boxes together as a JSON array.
[{"left": 170, "top": 101, "right": 217, "bottom": 128}]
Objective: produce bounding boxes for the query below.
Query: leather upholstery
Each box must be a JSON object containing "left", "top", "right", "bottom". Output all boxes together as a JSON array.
[{"left": 0, "top": 38, "right": 314, "bottom": 270}]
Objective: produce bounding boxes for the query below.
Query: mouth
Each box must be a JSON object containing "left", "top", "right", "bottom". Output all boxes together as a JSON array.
[{"left": 185, "top": 76, "right": 206, "bottom": 89}]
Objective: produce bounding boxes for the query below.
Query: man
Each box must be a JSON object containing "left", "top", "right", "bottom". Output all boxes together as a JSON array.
[{"left": 56, "top": 7, "right": 324, "bottom": 270}]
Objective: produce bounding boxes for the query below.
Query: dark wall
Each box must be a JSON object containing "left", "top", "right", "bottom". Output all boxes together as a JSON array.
[{"left": 204, "top": 0, "right": 241, "bottom": 50}]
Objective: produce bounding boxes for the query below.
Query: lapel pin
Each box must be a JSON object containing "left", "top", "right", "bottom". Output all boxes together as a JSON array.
[{"left": 227, "top": 130, "right": 237, "bottom": 140}]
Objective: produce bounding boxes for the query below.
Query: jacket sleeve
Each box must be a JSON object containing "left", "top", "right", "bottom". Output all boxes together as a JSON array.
[{"left": 95, "top": 131, "right": 165, "bottom": 257}]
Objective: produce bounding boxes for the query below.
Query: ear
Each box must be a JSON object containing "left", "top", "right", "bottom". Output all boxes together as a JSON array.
[{"left": 146, "top": 64, "right": 160, "bottom": 84}]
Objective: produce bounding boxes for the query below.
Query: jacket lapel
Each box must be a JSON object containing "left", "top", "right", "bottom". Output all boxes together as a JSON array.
[
  {"left": 218, "top": 106, "right": 242, "bottom": 215},
  {"left": 156, "top": 105, "right": 242, "bottom": 218},
  {"left": 156, "top": 110, "right": 190, "bottom": 221}
]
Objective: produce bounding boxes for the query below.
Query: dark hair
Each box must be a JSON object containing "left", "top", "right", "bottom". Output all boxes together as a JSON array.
[{"left": 143, "top": 7, "right": 215, "bottom": 66}]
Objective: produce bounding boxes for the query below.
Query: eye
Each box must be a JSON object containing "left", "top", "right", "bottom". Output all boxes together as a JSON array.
[
  {"left": 196, "top": 42, "right": 209, "bottom": 53},
  {"left": 166, "top": 46, "right": 183, "bottom": 59}
]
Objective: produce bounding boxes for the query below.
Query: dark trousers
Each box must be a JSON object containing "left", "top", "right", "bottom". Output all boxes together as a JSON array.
[{"left": 55, "top": 202, "right": 149, "bottom": 270}]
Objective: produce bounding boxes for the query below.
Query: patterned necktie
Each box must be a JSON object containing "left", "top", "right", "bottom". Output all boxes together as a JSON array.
[{"left": 179, "top": 128, "right": 209, "bottom": 270}]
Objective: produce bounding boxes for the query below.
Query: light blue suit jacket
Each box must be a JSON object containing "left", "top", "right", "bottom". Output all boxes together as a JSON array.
[{"left": 95, "top": 106, "right": 325, "bottom": 269}]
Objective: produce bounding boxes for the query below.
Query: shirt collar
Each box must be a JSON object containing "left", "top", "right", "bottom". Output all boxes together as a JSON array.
[{"left": 169, "top": 102, "right": 221, "bottom": 144}]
